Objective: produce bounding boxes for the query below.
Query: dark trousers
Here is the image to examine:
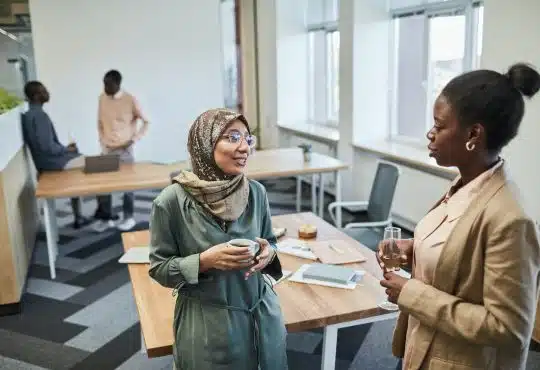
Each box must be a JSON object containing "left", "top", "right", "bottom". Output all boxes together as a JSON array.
[
  {"left": 95, "top": 192, "right": 134, "bottom": 219},
  {"left": 95, "top": 145, "right": 135, "bottom": 220},
  {"left": 70, "top": 197, "right": 82, "bottom": 220}
]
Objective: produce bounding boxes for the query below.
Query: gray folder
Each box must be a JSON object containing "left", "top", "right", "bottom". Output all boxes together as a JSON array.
[{"left": 302, "top": 263, "right": 356, "bottom": 285}]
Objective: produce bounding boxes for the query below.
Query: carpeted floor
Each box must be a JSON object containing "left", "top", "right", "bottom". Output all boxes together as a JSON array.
[{"left": 0, "top": 178, "right": 539, "bottom": 370}]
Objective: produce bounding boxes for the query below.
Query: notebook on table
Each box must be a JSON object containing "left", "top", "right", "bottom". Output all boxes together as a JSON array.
[
  {"left": 288, "top": 264, "right": 365, "bottom": 290},
  {"left": 302, "top": 263, "right": 356, "bottom": 285},
  {"left": 118, "top": 247, "right": 150, "bottom": 264}
]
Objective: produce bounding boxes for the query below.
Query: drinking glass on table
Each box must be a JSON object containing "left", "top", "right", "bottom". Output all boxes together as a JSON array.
[{"left": 378, "top": 226, "right": 402, "bottom": 311}]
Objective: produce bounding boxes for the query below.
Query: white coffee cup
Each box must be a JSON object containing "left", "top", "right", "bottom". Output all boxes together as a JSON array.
[{"left": 228, "top": 238, "right": 260, "bottom": 262}]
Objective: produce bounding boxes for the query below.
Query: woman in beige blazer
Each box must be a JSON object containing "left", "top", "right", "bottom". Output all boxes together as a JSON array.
[{"left": 380, "top": 62, "right": 540, "bottom": 370}]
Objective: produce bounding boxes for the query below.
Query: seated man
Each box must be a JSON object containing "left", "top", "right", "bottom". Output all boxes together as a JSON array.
[{"left": 21, "top": 81, "right": 94, "bottom": 229}]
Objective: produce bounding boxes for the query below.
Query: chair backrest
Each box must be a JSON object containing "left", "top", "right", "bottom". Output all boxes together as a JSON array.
[{"left": 366, "top": 161, "right": 400, "bottom": 222}]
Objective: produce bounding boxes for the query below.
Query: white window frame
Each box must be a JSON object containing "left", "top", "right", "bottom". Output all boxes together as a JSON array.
[
  {"left": 388, "top": 0, "right": 483, "bottom": 145},
  {"left": 306, "top": 0, "right": 340, "bottom": 127}
]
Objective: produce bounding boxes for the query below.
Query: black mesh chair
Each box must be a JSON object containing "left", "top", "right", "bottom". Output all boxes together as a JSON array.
[{"left": 328, "top": 160, "right": 401, "bottom": 251}]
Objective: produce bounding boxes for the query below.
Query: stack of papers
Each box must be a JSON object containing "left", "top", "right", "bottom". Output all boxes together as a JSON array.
[{"left": 276, "top": 239, "right": 317, "bottom": 260}]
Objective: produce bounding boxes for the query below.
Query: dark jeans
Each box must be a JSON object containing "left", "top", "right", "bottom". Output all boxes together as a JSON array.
[
  {"left": 95, "top": 192, "right": 134, "bottom": 219},
  {"left": 95, "top": 145, "right": 135, "bottom": 220}
]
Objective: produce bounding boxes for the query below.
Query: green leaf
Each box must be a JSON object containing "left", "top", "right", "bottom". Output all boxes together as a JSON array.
[{"left": 0, "top": 88, "right": 22, "bottom": 114}]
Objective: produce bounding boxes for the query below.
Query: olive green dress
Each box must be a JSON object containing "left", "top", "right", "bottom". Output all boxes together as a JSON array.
[{"left": 149, "top": 179, "right": 288, "bottom": 370}]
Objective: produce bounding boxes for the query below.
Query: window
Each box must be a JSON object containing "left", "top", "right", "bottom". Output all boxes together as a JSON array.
[
  {"left": 389, "top": 0, "right": 484, "bottom": 142},
  {"left": 327, "top": 30, "right": 340, "bottom": 121},
  {"left": 220, "top": 0, "right": 242, "bottom": 112},
  {"left": 306, "top": 0, "right": 340, "bottom": 125}
]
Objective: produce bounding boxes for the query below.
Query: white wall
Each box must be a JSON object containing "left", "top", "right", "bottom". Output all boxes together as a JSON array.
[
  {"left": 481, "top": 0, "right": 540, "bottom": 222},
  {"left": 29, "top": 0, "right": 225, "bottom": 163}
]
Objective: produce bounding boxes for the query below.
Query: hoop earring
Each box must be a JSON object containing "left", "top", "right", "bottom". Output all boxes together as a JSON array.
[{"left": 466, "top": 141, "right": 476, "bottom": 151}]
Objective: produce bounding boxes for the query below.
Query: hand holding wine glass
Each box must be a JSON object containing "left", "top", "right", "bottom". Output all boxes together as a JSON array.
[
  {"left": 377, "top": 238, "right": 414, "bottom": 272},
  {"left": 378, "top": 226, "right": 403, "bottom": 311}
]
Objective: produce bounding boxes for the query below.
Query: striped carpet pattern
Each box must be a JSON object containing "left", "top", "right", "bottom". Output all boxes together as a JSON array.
[{"left": 0, "top": 178, "right": 538, "bottom": 370}]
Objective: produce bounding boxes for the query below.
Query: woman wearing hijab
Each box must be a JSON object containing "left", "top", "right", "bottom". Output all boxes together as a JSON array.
[
  {"left": 148, "top": 108, "right": 288, "bottom": 370},
  {"left": 380, "top": 63, "right": 540, "bottom": 369}
]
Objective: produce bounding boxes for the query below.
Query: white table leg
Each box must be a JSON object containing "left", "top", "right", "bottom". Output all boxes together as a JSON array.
[
  {"left": 311, "top": 174, "right": 317, "bottom": 214},
  {"left": 296, "top": 176, "right": 302, "bottom": 212},
  {"left": 321, "top": 325, "right": 338, "bottom": 370},
  {"left": 335, "top": 171, "right": 342, "bottom": 228},
  {"left": 141, "top": 329, "right": 146, "bottom": 353},
  {"left": 318, "top": 173, "right": 325, "bottom": 218},
  {"left": 43, "top": 198, "right": 58, "bottom": 279}
]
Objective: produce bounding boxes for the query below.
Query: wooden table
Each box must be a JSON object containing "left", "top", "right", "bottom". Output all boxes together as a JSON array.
[
  {"left": 123, "top": 212, "right": 397, "bottom": 370},
  {"left": 36, "top": 148, "right": 348, "bottom": 279}
]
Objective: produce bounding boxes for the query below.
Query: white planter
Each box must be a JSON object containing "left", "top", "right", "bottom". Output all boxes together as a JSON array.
[{"left": 0, "top": 105, "right": 24, "bottom": 171}]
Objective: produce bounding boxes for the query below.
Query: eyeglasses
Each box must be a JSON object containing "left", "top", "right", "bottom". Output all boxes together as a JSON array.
[{"left": 221, "top": 131, "right": 257, "bottom": 148}]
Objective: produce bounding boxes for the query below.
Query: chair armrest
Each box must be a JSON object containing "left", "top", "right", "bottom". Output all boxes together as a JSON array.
[
  {"left": 343, "top": 220, "right": 392, "bottom": 229},
  {"left": 328, "top": 201, "right": 368, "bottom": 226}
]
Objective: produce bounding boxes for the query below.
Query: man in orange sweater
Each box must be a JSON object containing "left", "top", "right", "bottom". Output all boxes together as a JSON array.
[{"left": 93, "top": 69, "right": 149, "bottom": 232}]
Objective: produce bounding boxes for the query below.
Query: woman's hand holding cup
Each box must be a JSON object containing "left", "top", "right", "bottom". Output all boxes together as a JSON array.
[{"left": 199, "top": 242, "right": 255, "bottom": 272}]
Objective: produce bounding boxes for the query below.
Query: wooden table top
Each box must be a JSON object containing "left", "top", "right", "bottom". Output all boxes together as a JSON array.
[
  {"left": 35, "top": 148, "right": 348, "bottom": 199},
  {"left": 122, "top": 212, "right": 389, "bottom": 358}
]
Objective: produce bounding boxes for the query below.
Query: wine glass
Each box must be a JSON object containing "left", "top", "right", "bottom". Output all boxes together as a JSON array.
[{"left": 378, "top": 226, "right": 402, "bottom": 311}]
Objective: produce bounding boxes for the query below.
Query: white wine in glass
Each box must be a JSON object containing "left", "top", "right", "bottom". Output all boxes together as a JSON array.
[{"left": 378, "top": 226, "right": 402, "bottom": 311}]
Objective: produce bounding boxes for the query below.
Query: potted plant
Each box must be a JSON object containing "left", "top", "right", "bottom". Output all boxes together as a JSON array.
[
  {"left": 0, "top": 88, "right": 24, "bottom": 169},
  {"left": 0, "top": 88, "right": 22, "bottom": 114},
  {"left": 298, "top": 143, "right": 313, "bottom": 162}
]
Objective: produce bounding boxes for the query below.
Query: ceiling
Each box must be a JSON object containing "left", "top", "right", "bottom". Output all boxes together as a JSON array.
[{"left": 0, "top": 1, "right": 30, "bottom": 33}]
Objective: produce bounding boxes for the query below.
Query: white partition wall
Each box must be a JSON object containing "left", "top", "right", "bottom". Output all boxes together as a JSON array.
[
  {"left": 481, "top": 0, "right": 540, "bottom": 222},
  {"left": 29, "top": 0, "right": 225, "bottom": 164}
]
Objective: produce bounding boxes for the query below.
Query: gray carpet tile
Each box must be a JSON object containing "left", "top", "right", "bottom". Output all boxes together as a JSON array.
[
  {"left": 116, "top": 352, "right": 174, "bottom": 370},
  {"left": 66, "top": 268, "right": 130, "bottom": 306},
  {"left": 0, "top": 177, "right": 538, "bottom": 369},
  {"left": 25, "top": 278, "right": 84, "bottom": 301},
  {"left": 0, "top": 329, "right": 89, "bottom": 370},
  {"left": 65, "top": 285, "right": 139, "bottom": 352},
  {"left": 350, "top": 320, "right": 400, "bottom": 369},
  {"left": 0, "top": 356, "right": 50, "bottom": 370},
  {"left": 27, "top": 264, "right": 81, "bottom": 283},
  {"left": 286, "top": 331, "right": 323, "bottom": 353}
]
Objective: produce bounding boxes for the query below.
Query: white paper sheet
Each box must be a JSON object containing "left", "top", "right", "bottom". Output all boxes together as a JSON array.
[{"left": 276, "top": 239, "right": 318, "bottom": 260}]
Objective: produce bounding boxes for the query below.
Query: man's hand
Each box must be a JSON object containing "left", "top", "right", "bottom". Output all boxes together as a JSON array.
[
  {"left": 107, "top": 140, "right": 134, "bottom": 151},
  {"left": 67, "top": 142, "right": 78, "bottom": 152}
]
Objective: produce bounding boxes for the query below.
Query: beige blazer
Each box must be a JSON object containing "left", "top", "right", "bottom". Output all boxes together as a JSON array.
[{"left": 393, "top": 166, "right": 540, "bottom": 370}]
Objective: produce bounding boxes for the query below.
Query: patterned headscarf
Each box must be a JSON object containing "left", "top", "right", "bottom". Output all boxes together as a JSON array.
[{"left": 173, "top": 108, "right": 250, "bottom": 221}]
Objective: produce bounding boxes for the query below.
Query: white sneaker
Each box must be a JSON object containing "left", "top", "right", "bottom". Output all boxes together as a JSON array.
[
  {"left": 117, "top": 217, "right": 136, "bottom": 231},
  {"left": 92, "top": 220, "right": 116, "bottom": 233}
]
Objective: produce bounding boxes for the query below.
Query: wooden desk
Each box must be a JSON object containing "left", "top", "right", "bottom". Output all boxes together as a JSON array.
[
  {"left": 36, "top": 148, "right": 348, "bottom": 279},
  {"left": 533, "top": 300, "right": 540, "bottom": 343},
  {"left": 123, "top": 212, "right": 396, "bottom": 370}
]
